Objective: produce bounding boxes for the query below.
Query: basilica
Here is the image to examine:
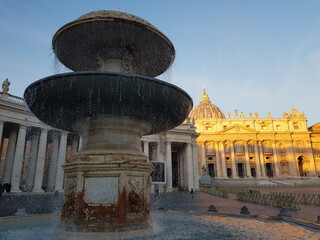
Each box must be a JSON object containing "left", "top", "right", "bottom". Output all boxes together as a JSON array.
[
  {"left": 190, "top": 90, "right": 320, "bottom": 179},
  {"left": 0, "top": 80, "right": 319, "bottom": 195}
]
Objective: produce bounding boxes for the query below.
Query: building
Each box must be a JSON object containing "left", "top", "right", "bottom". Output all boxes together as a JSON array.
[
  {"left": 0, "top": 79, "right": 199, "bottom": 193},
  {"left": 190, "top": 90, "right": 320, "bottom": 179}
]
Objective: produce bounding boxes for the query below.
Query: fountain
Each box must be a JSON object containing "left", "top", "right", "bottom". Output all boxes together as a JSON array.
[{"left": 24, "top": 10, "right": 192, "bottom": 236}]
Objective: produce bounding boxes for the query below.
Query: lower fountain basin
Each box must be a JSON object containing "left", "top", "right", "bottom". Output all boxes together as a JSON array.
[
  {"left": 24, "top": 72, "right": 193, "bottom": 134},
  {"left": 0, "top": 212, "right": 317, "bottom": 240}
]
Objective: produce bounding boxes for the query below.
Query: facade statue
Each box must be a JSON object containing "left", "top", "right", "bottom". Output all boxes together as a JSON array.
[
  {"left": 249, "top": 112, "right": 253, "bottom": 118},
  {"left": 268, "top": 112, "right": 271, "bottom": 118},
  {"left": 240, "top": 112, "right": 244, "bottom": 118},
  {"left": 283, "top": 112, "right": 287, "bottom": 118},
  {"left": 2, "top": 78, "right": 10, "bottom": 93},
  {"left": 201, "top": 165, "right": 207, "bottom": 176},
  {"left": 234, "top": 110, "right": 238, "bottom": 118},
  {"left": 226, "top": 112, "right": 230, "bottom": 118},
  {"left": 255, "top": 112, "right": 259, "bottom": 118}
]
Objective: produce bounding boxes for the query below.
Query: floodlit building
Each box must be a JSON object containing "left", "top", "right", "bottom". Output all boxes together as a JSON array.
[{"left": 190, "top": 90, "right": 320, "bottom": 179}]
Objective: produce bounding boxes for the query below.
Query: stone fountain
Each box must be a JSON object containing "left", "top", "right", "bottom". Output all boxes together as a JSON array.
[{"left": 24, "top": 10, "right": 192, "bottom": 235}]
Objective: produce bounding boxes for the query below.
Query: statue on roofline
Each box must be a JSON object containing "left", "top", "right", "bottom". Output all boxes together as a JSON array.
[{"left": 2, "top": 78, "right": 10, "bottom": 93}]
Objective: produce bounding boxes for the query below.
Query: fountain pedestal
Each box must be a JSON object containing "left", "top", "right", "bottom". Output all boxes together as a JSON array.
[{"left": 60, "top": 116, "right": 153, "bottom": 232}]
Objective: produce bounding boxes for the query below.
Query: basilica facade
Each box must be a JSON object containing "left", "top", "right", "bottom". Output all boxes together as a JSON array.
[
  {"left": 190, "top": 90, "right": 320, "bottom": 179},
  {"left": 0, "top": 80, "right": 199, "bottom": 193}
]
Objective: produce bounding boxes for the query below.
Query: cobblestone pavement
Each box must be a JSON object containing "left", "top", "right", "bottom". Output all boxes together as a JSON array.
[{"left": 150, "top": 187, "right": 320, "bottom": 223}]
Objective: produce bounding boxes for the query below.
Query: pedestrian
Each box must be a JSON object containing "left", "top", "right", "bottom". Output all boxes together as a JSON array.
[
  {"left": 155, "top": 188, "right": 160, "bottom": 198},
  {"left": 190, "top": 188, "right": 194, "bottom": 198},
  {"left": 249, "top": 188, "right": 253, "bottom": 194}
]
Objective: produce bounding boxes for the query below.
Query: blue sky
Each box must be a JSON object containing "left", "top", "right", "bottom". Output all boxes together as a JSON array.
[{"left": 1, "top": 0, "right": 320, "bottom": 125}]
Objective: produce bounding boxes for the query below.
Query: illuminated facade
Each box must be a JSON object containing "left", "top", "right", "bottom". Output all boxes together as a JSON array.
[{"left": 190, "top": 90, "right": 320, "bottom": 179}]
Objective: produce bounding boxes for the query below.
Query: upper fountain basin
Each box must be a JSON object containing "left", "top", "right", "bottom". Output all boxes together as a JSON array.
[
  {"left": 24, "top": 72, "right": 193, "bottom": 135},
  {"left": 52, "top": 10, "right": 175, "bottom": 77}
]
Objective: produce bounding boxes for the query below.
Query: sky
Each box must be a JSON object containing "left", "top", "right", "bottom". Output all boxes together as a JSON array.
[{"left": 1, "top": 0, "right": 320, "bottom": 125}]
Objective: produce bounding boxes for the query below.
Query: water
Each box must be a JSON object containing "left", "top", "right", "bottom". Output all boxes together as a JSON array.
[{"left": 0, "top": 212, "right": 318, "bottom": 240}]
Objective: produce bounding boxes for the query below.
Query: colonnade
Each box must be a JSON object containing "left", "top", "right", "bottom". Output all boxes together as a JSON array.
[
  {"left": 142, "top": 138, "right": 199, "bottom": 191},
  {"left": 0, "top": 121, "right": 69, "bottom": 192}
]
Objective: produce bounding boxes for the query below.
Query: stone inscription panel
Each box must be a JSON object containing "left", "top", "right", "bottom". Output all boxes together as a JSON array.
[{"left": 84, "top": 177, "right": 118, "bottom": 205}]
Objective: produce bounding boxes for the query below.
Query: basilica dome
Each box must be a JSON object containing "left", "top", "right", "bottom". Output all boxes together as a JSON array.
[{"left": 189, "top": 89, "right": 225, "bottom": 121}]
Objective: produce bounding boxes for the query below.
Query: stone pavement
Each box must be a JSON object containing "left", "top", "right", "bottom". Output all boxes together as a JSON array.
[{"left": 150, "top": 189, "right": 320, "bottom": 223}]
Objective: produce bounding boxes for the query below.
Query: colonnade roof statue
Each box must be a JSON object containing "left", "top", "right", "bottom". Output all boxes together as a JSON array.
[{"left": 23, "top": 10, "right": 193, "bottom": 235}]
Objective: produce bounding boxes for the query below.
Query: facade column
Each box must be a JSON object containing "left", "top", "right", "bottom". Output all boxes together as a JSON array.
[
  {"left": 166, "top": 141, "right": 172, "bottom": 189},
  {"left": 258, "top": 141, "right": 267, "bottom": 178},
  {"left": 33, "top": 129, "right": 48, "bottom": 192},
  {"left": 186, "top": 143, "right": 194, "bottom": 190},
  {"left": 287, "top": 141, "right": 298, "bottom": 177},
  {"left": 47, "top": 132, "right": 60, "bottom": 191},
  {"left": 230, "top": 141, "right": 238, "bottom": 178},
  {"left": 254, "top": 141, "right": 262, "bottom": 178},
  {"left": 25, "top": 131, "right": 40, "bottom": 191},
  {"left": 244, "top": 141, "right": 252, "bottom": 178},
  {"left": 2, "top": 129, "right": 18, "bottom": 183},
  {"left": 143, "top": 141, "right": 149, "bottom": 157},
  {"left": 156, "top": 141, "right": 162, "bottom": 161},
  {"left": 54, "top": 132, "right": 68, "bottom": 192},
  {"left": 200, "top": 142, "right": 206, "bottom": 173},
  {"left": 306, "top": 141, "right": 317, "bottom": 177},
  {"left": 272, "top": 141, "right": 281, "bottom": 177},
  {"left": 192, "top": 142, "right": 199, "bottom": 190},
  {"left": 11, "top": 125, "right": 27, "bottom": 192},
  {"left": 220, "top": 141, "right": 227, "bottom": 178},
  {"left": 215, "top": 141, "right": 222, "bottom": 178}
]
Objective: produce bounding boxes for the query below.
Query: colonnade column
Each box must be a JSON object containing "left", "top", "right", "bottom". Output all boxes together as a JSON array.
[
  {"left": 11, "top": 125, "right": 27, "bottom": 192},
  {"left": 166, "top": 141, "right": 172, "bottom": 189},
  {"left": 143, "top": 141, "right": 149, "bottom": 157},
  {"left": 192, "top": 142, "right": 199, "bottom": 189},
  {"left": 215, "top": 141, "right": 222, "bottom": 178},
  {"left": 47, "top": 132, "right": 60, "bottom": 191},
  {"left": 33, "top": 129, "right": 48, "bottom": 192},
  {"left": 244, "top": 142, "right": 252, "bottom": 178},
  {"left": 25, "top": 131, "right": 40, "bottom": 191},
  {"left": 2, "top": 129, "right": 18, "bottom": 183},
  {"left": 186, "top": 143, "right": 194, "bottom": 190},
  {"left": 287, "top": 141, "right": 298, "bottom": 177},
  {"left": 253, "top": 141, "right": 262, "bottom": 178},
  {"left": 230, "top": 141, "right": 238, "bottom": 178},
  {"left": 220, "top": 141, "right": 227, "bottom": 178},
  {"left": 272, "top": 142, "right": 281, "bottom": 177},
  {"left": 0, "top": 121, "right": 5, "bottom": 178},
  {"left": 54, "top": 132, "right": 68, "bottom": 192},
  {"left": 258, "top": 141, "right": 266, "bottom": 178}
]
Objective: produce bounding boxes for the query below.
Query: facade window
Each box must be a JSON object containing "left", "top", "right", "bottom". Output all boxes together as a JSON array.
[
  {"left": 223, "top": 125, "right": 227, "bottom": 129},
  {"left": 293, "top": 122, "right": 299, "bottom": 129},
  {"left": 262, "top": 125, "right": 268, "bottom": 130},
  {"left": 276, "top": 125, "right": 281, "bottom": 130},
  {"left": 206, "top": 126, "right": 212, "bottom": 131},
  {"left": 208, "top": 157, "right": 213, "bottom": 160}
]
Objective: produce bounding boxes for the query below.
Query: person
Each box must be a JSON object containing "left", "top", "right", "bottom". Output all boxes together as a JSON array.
[
  {"left": 190, "top": 188, "right": 194, "bottom": 198},
  {"left": 249, "top": 188, "right": 253, "bottom": 194},
  {"left": 0, "top": 184, "right": 3, "bottom": 197},
  {"left": 155, "top": 188, "right": 160, "bottom": 198}
]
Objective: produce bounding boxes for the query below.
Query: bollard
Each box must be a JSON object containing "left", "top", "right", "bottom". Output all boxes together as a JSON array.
[
  {"left": 240, "top": 206, "right": 250, "bottom": 215},
  {"left": 278, "top": 208, "right": 292, "bottom": 217},
  {"left": 15, "top": 208, "right": 27, "bottom": 216},
  {"left": 207, "top": 205, "right": 218, "bottom": 212}
]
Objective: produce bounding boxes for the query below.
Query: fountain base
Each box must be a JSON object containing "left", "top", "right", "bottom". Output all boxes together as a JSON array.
[{"left": 60, "top": 154, "right": 153, "bottom": 233}]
